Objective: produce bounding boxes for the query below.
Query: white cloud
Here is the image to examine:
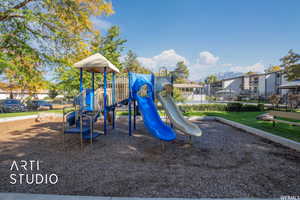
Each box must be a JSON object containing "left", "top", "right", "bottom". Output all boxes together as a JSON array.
[
  {"left": 137, "top": 49, "right": 188, "bottom": 71},
  {"left": 188, "top": 51, "right": 220, "bottom": 81},
  {"left": 222, "top": 63, "right": 233, "bottom": 67},
  {"left": 136, "top": 49, "right": 264, "bottom": 81},
  {"left": 189, "top": 64, "right": 214, "bottom": 81},
  {"left": 230, "top": 62, "right": 265, "bottom": 73},
  {"left": 137, "top": 57, "right": 156, "bottom": 69},
  {"left": 198, "top": 51, "right": 219, "bottom": 65},
  {"left": 90, "top": 16, "right": 112, "bottom": 30}
]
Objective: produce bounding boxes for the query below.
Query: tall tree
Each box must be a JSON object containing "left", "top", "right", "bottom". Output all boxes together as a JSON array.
[
  {"left": 280, "top": 49, "right": 300, "bottom": 81},
  {"left": 56, "top": 26, "right": 127, "bottom": 97},
  {"left": 4, "top": 53, "right": 47, "bottom": 97},
  {"left": 123, "top": 50, "right": 151, "bottom": 73},
  {"left": 205, "top": 75, "right": 218, "bottom": 84},
  {"left": 172, "top": 61, "right": 189, "bottom": 83},
  {"left": 96, "top": 26, "right": 127, "bottom": 69},
  {"left": 245, "top": 71, "right": 257, "bottom": 75},
  {"left": 0, "top": 0, "right": 114, "bottom": 95},
  {"left": 265, "top": 65, "right": 281, "bottom": 73}
]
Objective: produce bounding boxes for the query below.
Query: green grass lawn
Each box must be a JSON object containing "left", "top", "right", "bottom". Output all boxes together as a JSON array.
[
  {"left": 0, "top": 109, "right": 63, "bottom": 118},
  {"left": 185, "top": 111, "right": 300, "bottom": 143}
]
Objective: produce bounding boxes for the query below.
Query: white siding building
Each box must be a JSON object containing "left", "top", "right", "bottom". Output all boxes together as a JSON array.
[
  {"left": 222, "top": 77, "right": 243, "bottom": 94},
  {"left": 206, "top": 71, "right": 292, "bottom": 100}
]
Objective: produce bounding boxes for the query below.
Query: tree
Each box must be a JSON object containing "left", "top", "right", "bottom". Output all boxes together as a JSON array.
[
  {"left": 95, "top": 26, "right": 127, "bottom": 70},
  {"left": 0, "top": 0, "right": 114, "bottom": 95},
  {"left": 245, "top": 71, "right": 257, "bottom": 75},
  {"left": 0, "top": 0, "right": 114, "bottom": 67},
  {"left": 205, "top": 75, "right": 218, "bottom": 84},
  {"left": 4, "top": 54, "right": 47, "bottom": 97},
  {"left": 48, "top": 83, "right": 59, "bottom": 99},
  {"left": 287, "top": 93, "right": 300, "bottom": 109},
  {"left": 0, "top": 82, "right": 21, "bottom": 99},
  {"left": 280, "top": 49, "right": 300, "bottom": 81},
  {"left": 266, "top": 65, "right": 281, "bottom": 73},
  {"left": 172, "top": 61, "right": 189, "bottom": 83},
  {"left": 173, "top": 88, "right": 186, "bottom": 102},
  {"left": 268, "top": 94, "right": 281, "bottom": 108},
  {"left": 55, "top": 26, "right": 127, "bottom": 97},
  {"left": 123, "top": 50, "right": 151, "bottom": 74}
]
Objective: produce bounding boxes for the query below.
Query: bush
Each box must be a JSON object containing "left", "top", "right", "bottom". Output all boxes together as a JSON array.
[
  {"left": 158, "top": 103, "right": 264, "bottom": 113},
  {"left": 257, "top": 103, "right": 265, "bottom": 111},
  {"left": 205, "top": 96, "right": 217, "bottom": 101},
  {"left": 173, "top": 88, "right": 186, "bottom": 103},
  {"left": 178, "top": 104, "right": 228, "bottom": 112},
  {"left": 226, "top": 103, "right": 243, "bottom": 112},
  {"left": 241, "top": 104, "right": 260, "bottom": 112}
]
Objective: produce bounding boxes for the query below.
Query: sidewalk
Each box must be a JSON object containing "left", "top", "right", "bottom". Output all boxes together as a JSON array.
[{"left": 0, "top": 193, "right": 279, "bottom": 200}]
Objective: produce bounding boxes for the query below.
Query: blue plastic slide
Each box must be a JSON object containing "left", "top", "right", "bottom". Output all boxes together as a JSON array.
[{"left": 131, "top": 75, "right": 176, "bottom": 141}]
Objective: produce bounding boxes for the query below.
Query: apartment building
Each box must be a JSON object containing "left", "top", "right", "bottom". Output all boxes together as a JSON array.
[
  {"left": 207, "top": 71, "right": 291, "bottom": 100},
  {"left": 222, "top": 76, "right": 243, "bottom": 94},
  {"left": 208, "top": 80, "right": 222, "bottom": 96}
]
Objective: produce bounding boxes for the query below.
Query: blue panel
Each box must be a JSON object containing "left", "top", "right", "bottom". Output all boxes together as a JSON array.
[
  {"left": 66, "top": 111, "right": 76, "bottom": 126},
  {"left": 129, "top": 72, "right": 153, "bottom": 100},
  {"left": 131, "top": 78, "right": 153, "bottom": 99},
  {"left": 103, "top": 67, "right": 107, "bottom": 135},
  {"left": 79, "top": 68, "right": 83, "bottom": 92},
  {"left": 85, "top": 88, "right": 94, "bottom": 111}
]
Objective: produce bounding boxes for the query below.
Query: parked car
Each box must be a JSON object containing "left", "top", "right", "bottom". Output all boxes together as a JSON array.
[
  {"left": 27, "top": 100, "right": 53, "bottom": 110},
  {"left": 0, "top": 99, "right": 26, "bottom": 113}
]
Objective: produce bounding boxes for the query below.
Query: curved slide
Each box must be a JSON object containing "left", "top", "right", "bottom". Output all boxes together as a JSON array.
[
  {"left": 157, "top": 93, "right": 202, "bottom": 137},
  {"left": 131, "top": 74, "right": 176, "bottom": 142},
  {"left": 136, "top": 93, "right": 176, "bottom": 141}
]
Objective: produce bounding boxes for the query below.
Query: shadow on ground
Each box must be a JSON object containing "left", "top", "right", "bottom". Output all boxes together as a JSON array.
[{"left": 0, "top": 118, "right": 299, "bottom": 198}]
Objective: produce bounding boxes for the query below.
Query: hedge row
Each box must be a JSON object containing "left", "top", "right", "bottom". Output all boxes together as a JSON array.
[{"left": 172, "top": 103, "right": 264, "bottom": 112}]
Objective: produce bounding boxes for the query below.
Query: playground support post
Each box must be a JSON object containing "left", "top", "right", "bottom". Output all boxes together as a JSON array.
[
  {"left": 112, "top": 72, "right": 116, "bottom": 129},
  {"left": 79, "top": 68, "right": 83, "bottom": 127},
  {"left": 170, "top": 73, "right": 174, "bottom": 128},
  {"left": 170, "top": 73, "right": 174, "bottom": 98},
  {"left": 103, "top": 67, "right": 107, "bottom": 135},
  {"left": 133, "top": 100, "right": 136, "bottom": 130},
  {"left": 92, "top": 72, "right": 94, "bottom": 109},
  {"left": 128, "top": 72, "right": 132, "bottom": 136},
  {"left": 151, "top": 73, "right": 155, "bottom": 101},
  {"left": 79, "top": 68, "right": 83, "bottom": 92}
]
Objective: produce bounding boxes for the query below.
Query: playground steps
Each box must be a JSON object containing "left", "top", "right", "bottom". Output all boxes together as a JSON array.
[
  {"left": 82, "top": 131, "right": 101, "bottom": 140},
  {"left": 64, "top": 127, "right": 100, "bottom": 140},
  {"left": 64, "top": 127, "right": 90, "bottom": 134}
]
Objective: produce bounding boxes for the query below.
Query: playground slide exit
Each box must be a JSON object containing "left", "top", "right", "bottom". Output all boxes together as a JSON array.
[
  {"left": 136, "top": 92, "right": 176, "bottom": 141},
  {"left": 157, "top": 93, "right": 202, "bottom": 137}
]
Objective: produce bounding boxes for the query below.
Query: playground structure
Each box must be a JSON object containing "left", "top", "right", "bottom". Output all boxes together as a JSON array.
[{"left": 62, "top": 53, "right": 202, "bottom": 148}]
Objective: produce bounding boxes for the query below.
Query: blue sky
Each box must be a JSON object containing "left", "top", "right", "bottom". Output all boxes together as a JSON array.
[{"left": 93, "top": 0, "right": 300, "bottom": 80}]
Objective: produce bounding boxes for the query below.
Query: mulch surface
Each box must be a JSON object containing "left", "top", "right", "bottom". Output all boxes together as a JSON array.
[{"left": 0, "top": 117, "right": 299, "bottom": 198}]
